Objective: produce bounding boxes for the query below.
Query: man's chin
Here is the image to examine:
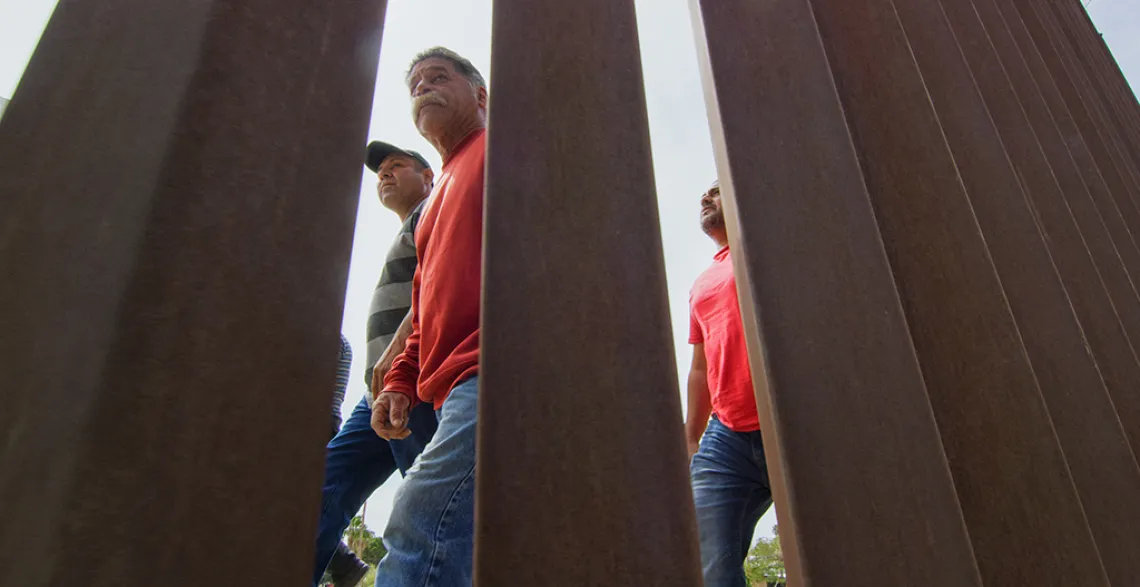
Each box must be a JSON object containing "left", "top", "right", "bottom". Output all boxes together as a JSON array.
[
  {"left": 700, "top": 218, "right": 724, "bottom": 234},
  {"left": 417, "top": 114, "right": 449, "bottom": 138}
]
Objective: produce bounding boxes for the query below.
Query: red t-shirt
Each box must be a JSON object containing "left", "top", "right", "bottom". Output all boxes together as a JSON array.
[
  {"left": 384, "top": 130, "right": 485, "bottom": 409},
  {"left": 688, "top": 246, "right": 760, "bottom": 432}
]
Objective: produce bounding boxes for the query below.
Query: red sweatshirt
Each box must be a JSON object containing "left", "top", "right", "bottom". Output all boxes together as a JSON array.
[{"left": 384, "top": 130, "right": 485, "bottom": 409}]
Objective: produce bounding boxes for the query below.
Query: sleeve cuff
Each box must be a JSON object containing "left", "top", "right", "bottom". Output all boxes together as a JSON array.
[{"left": 384, "top": 380, "right": 420, "bottom": 407}]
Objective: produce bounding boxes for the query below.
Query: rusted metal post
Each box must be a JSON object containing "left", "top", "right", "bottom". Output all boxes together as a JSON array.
[
  {"left": 475, "top": 1, "right": 702, "bottom": 585},
  {"left": 990, "top": 0, "right": 1140, "bottom": 360},
  {"left": 1068, "top": 1, "right": 1140, "bottom": 146},
  {"left": 901, "top": 0, "right": 1140, "bottom": 582},
  {"left": 987, "top": 0, "right": 1140, "bottom": 463},
  {"left": 1034, "top": 1, "right": 1140, "bottom": 235},
  {"left": 689, "top": 1, "right": 981, "bottom": 585},
  {"left": 0, "top": 1, "right": 386, "bottom": 585},
  {"left": 799, "top": 1, "right": 1106, "bottom": 583},
  {"left": 1011, "top": 0, "right": 1140, "bottom": 275},
  {"left": 1047, "top": 1, "right": 1140, "bottom": 176},
  {"left": 1044, "top": 1, "right": 1140, "bottom": 197}
]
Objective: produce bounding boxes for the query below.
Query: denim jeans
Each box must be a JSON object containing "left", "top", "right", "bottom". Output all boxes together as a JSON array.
[
  {"left": 690, "top": 415, "right": 773, "bottom": 587},
  {"left": 312, "top": 395, "right": 439, "bottom": 586},
  {"left": 374, "top": 376, "right": 478, "bottom": 587}
]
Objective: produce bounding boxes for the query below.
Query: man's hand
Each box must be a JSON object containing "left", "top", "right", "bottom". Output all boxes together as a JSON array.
[
  {"left": 687, "top": 438, "right": 701, "bottom": 460},
  {"left": 371, "top": 311, "right": 414, "bottom": 401},
  {"left": 370, "top": 342, "right": 404, "bottom": 401},
  {"left": 372, "top": 391, "right": 412, "bottom": 440}
]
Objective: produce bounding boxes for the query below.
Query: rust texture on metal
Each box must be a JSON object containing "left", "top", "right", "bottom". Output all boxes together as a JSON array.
[
  {"left": 690, "top": 1, "right": 981, "bottom": 585},
  {"left": 997, "top": 1, "right": 1140, "bottom": 364},
  {"left": 806, "top": 0, "right": 1105, "bottom": 582},
  {"left": 975, "top": 0, "right": 1140, "bottom": 468},
  {"left": 1048, "top": 1, "right": 1140, "bottom": 176},
  {"left": 1068, "top": 1, "right": 1140, "bottom": 149},
  {"left": 911, "top": 0, "right": 1140, "bottom": 582},
  {"left": 0, "top": 0, "right": 386, "bottom": 585},
  {"left": 957, "top": 0, "right": 1140, "bottom": 458},
  {"left": 1076, "top": 3, "right": 1140, "bottom": 132},
  {"left": 475, "top": 1, "right": 702, "bottom": 585},
  {"left": 1038, "top": 1, "right": 1140, "bottom": 217},
  {"left": 1003, "top": 0, "right": 1140, "bottom": 455},
  {"left": 1011, "top": 1, "right": 1140, "bottom": 289},
  {"left": 1039, "top": 2, "right": 1140, "bottom": 256}
]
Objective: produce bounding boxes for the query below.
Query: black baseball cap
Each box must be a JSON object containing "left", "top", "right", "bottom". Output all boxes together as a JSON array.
[{"left": 365, "top": 140, "right": 431, "bottom": 173}]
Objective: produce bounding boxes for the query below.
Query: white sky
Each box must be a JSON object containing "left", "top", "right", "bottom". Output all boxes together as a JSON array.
[{"left": 2, "top": 0, "right": 1137, "bottom": 547}]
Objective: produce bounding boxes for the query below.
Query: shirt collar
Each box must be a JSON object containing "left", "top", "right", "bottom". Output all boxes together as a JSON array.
[{"left": 443, "top": 128, "right": 485, "bottom": 167}]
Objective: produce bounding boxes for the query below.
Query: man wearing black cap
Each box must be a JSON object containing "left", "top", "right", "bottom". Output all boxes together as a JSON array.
[{"left": 311, "top": 141, "right": 439, "bottom": 587}]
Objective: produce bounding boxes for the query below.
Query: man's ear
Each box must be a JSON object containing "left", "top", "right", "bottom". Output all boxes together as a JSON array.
[
  {"left": 477, "top": 86, "right": 488, "bottom": 110},
  {"left": 422, "top": 167, "right": 435, "bottom": 187}
]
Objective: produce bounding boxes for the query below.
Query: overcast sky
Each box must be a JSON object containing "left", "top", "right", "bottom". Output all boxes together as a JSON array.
[{"left": 2, "top": 0, "right": 1137, "bottom": 545}]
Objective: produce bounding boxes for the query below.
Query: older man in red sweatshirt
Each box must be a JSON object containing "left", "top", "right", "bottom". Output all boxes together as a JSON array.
[{"left": 368, "top": 46, "right": 486, "bottom": 587}]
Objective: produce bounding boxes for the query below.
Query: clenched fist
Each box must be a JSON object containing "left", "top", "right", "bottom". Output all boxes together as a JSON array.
[{"left": 371, "top": 391, "right": 412, "bottom": 440}]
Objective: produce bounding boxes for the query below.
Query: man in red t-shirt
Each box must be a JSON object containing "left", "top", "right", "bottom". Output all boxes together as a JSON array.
[
  {"left": 368, "top": 47, "right": 487, "bottom": 587},
  {"left": 684, "top": 180, "right": 773, "bottom": 587}
]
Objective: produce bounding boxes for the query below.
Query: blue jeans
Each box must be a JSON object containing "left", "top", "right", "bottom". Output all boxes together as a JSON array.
[
  {"left": 312, "top": 395, "right": 439, "bottom": 586},
  {"left": 374, "top": 376, "right": 478, "bottom": 587},
  {"left": 690, "top": 416, "right": 773, "bottom": 587}
]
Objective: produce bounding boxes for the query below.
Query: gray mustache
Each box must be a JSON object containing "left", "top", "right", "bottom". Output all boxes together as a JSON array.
[{"left": 413, "top": 93, "right": 447, "bottom": 118}]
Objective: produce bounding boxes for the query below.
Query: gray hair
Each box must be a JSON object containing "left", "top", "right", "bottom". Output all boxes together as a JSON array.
[{"left": 406, "top": 47, "right": 486, "bottom": 89}]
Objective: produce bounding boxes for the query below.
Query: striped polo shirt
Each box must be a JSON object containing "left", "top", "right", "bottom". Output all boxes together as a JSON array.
[
  {"left": 363, "top": 199, "right": 426, "bottom": 384},
  {"left": 331, "top": 334, "right": 353, "bottom": 425}
]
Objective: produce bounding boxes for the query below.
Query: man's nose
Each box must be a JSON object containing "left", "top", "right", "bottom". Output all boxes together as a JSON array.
[{"left": 412, "top": 80, "right": 434, "bottom": 97}]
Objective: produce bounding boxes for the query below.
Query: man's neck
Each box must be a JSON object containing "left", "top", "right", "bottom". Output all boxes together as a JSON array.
[
  {"left": 431, "top": 119, "right": 484, "bottom": 162},
  {"left": 395, "top": 195, "right": 428, "bottom": 223}
]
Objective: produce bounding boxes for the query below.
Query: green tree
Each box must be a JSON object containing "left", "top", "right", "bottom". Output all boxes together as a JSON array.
[
  {"left": 744, "top": 525, "right": 786, "bottom": 587},
  {"left": 344, "top": 515, "right": 373, "bottom": 556},
  {"left": 318, "top": 516, "right": 387, "bottom": 584},
  {"left": 361, "top": 535, "right": 388, "bottom": 566},
  {"left": 317, "top": 515, "right": 384, "bottom": 585}
]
